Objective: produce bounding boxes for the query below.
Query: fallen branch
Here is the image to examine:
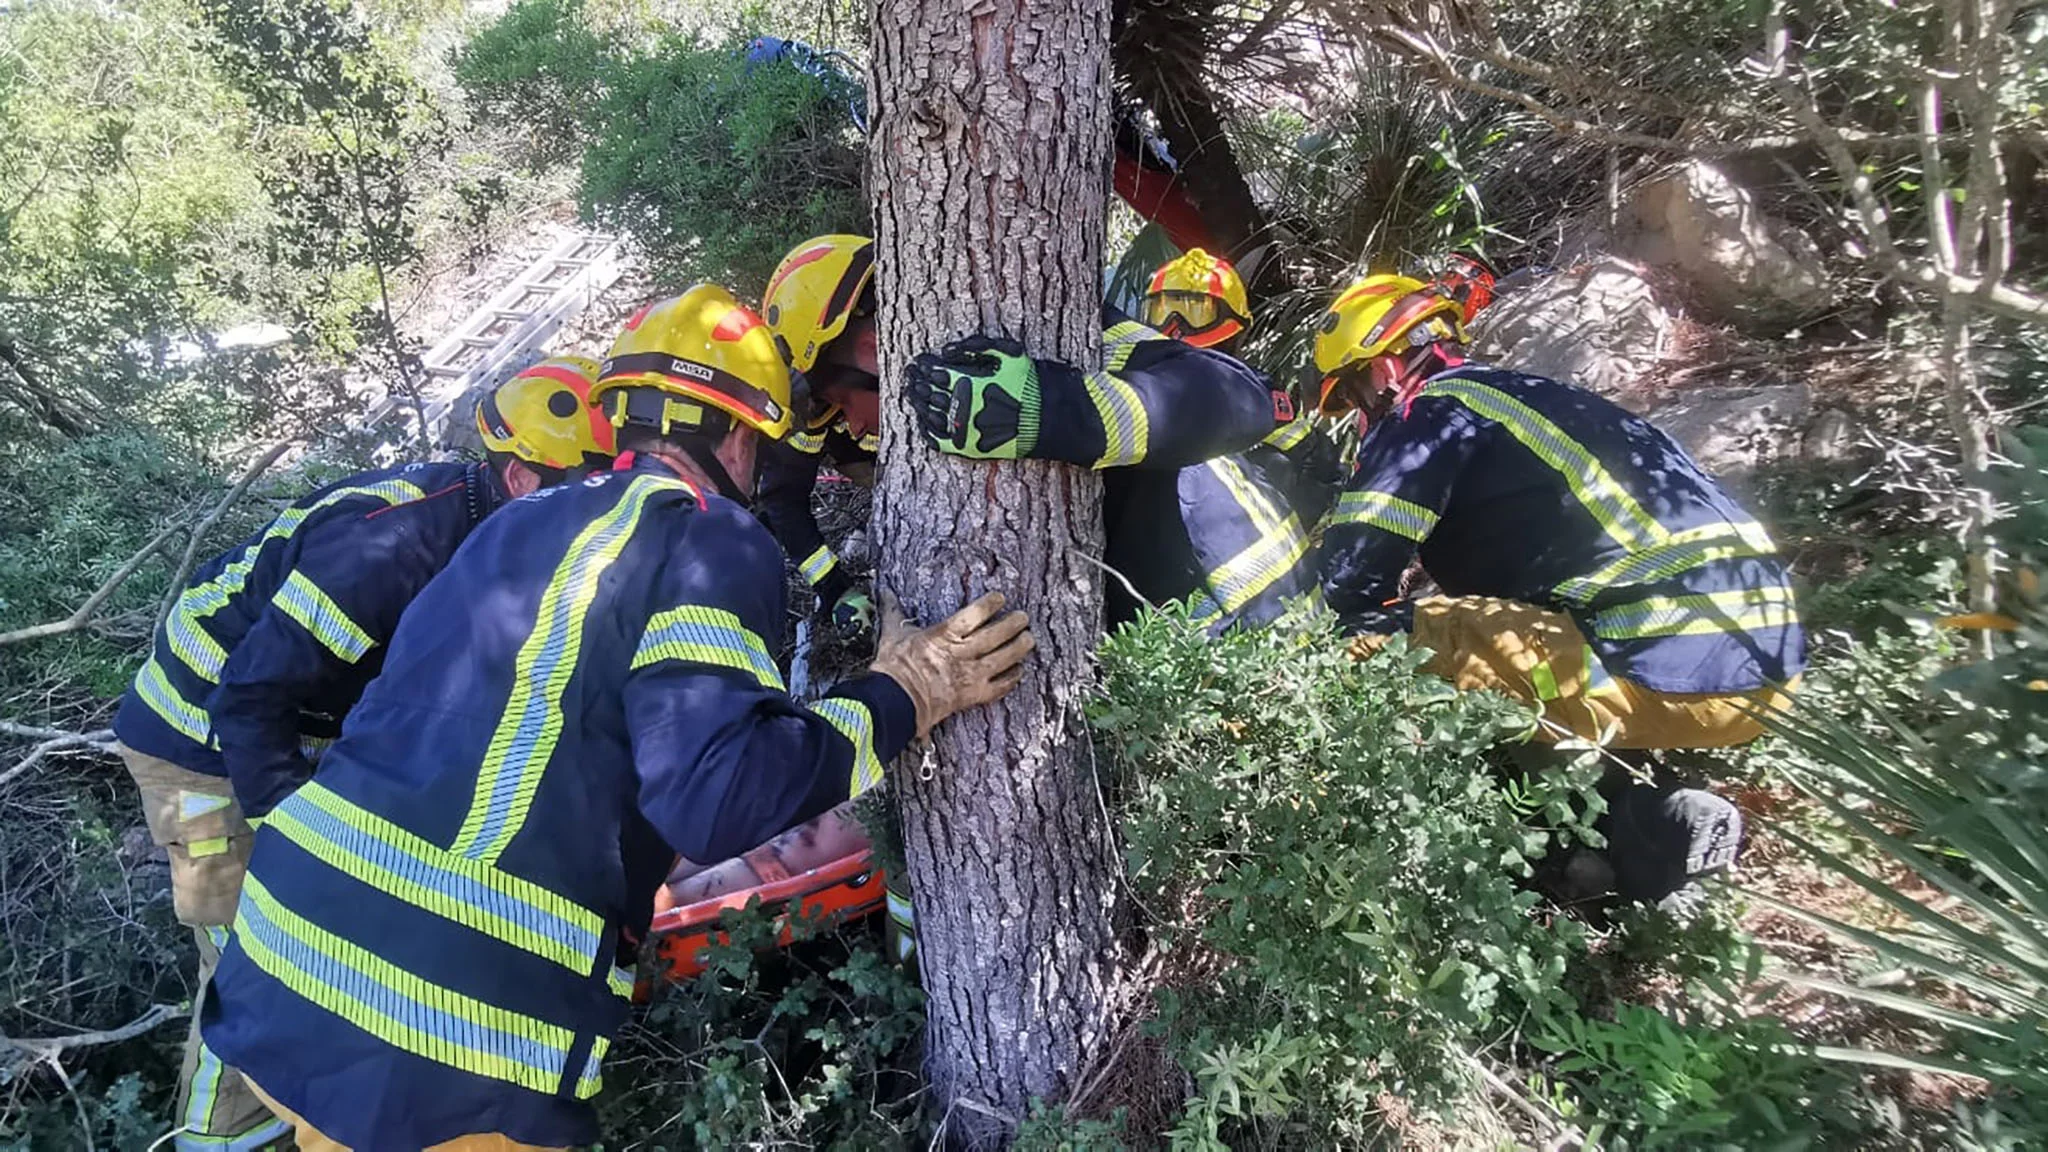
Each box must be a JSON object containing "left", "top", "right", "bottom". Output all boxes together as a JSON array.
[
  {"left": 0, "top": 726, "right": 118, "bottom": 790},
  {"left": 0, "top": 519, "right": 185, "bottom": 647},
  {"left": 2, "top": 1003, "right": 184, "bottom": 1063},
  {"left": 155, "top": 439, "right": 296, "bottom": 635}
]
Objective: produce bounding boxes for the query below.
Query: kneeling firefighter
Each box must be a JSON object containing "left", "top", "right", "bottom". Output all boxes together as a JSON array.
[
  {"left": 199, "top": 285, "right": 1034, "bottom": 1150},
  {"left": 113, "top": 360, "right": 612, "bottom": 1151},
  {"left": 1311, "top": 274, "right": 1805, "bottom": 905}
]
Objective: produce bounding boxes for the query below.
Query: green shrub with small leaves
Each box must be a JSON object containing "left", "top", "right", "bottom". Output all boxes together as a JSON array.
[
  {"left": 1093, "top": 605, "right": 1603, "bottom": 1147},
  {"left": 593, "top": 905, "right": 925, "bottom": 1151}
]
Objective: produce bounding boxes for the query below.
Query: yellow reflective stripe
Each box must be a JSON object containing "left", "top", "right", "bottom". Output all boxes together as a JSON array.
[
  {"left": 798, "top": 545, "right": 839, "bottom": 586},
  {"left": 454, "top": 476, "right": 684, "bottom": 864},
  {"left": 233, "top": 874, "right": 600, "bottom": 1098},
  {"left": 273, "top": 570, "right": 375, "bottom": 663},
  {"left": 299, "top": 734, "right": 334, "bottom": 763},
  {"left": 136, "top": 656, "right": 211, "bottom": 743},
  {"left": 1428, "top": 379, "right": 1667, "bottom": 551},
  {"left": 811, "top": 697, "right": 884, "bottom": 796},
  {"left": 1555, "top": 521, "right": 1780, "bottom": 604},
  {"left": 1262, "top": 418, "right": 1312, "bottom": 451},
  {"left": 1208, "top": 457, "right": 1284, "bottom": 537},
  {"left": 270, "top": 781, "right": 606, "bottom": 977},
  {"left": 856, "top": 430, "right": 880, "bottom": 454},
  {"left": 787, "top": 428, "right": 825, "bottom": 454},
  {"left": 1331, "top": 490, "right": 1439, "bottom": 542},
  {"left": 1591, "top": 586, "right": 1799, "bottom": 640},
  {"left": 608, "top": 966, "right": 635, "bottom": 1000},
  {"left": 1103, "top": 320, "right": 1157, "bottom": 368},
  {"left": 166, "top": 610, "right": 231, "bottom": 683},
  {"left": 631, "top": 604, "right": 784, "bottom": 689},
  {"left": 1085, "top": 369, "right": 1150, "bottom": 467},
  {"left": 187, "top": 836, "right": 231, "bottom": 859},
  {"left": 1201, "top": 458, "right": 1311, "bottom": 615},
  {"left": 158, "top": 479, "right": 426, "bottom": 683}
]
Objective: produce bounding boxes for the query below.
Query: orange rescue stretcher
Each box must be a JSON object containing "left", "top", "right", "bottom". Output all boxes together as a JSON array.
[{"left": 645, "top": 801, "right": 887, "bottom": 984}]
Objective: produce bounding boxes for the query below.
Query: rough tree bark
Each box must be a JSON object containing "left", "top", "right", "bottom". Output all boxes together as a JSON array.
[{"left": 868, "top": 0, "right": 1124, "bottom": 1141}]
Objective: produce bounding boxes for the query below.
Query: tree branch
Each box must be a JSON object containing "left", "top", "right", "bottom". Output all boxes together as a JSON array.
[
  {"left": 154, "top": 439, "right": 297, "bottom": 636},
  {"left": 0, "top": 727, "right": 118, "bottom": 790},
  {"left": 0, "top": 520, "right": 186, "bottom": 647},
  {"left": 2, "top": 1003, "right": 185, "bottom": 1063},
  {"left": 1760, "top": 4, "right": 2048, "bottom": 327}
]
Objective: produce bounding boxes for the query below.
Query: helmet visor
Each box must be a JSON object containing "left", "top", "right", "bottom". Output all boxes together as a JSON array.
[{"left": 1143, "top": 290, "right": 1246, "bottom": 347}]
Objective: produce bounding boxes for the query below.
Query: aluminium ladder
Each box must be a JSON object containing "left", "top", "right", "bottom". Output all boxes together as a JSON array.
[{"left": 368, "top": 230, "right": 628, "bottom": 457}]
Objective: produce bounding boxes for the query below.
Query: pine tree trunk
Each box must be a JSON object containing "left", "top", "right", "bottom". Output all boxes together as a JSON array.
[{"left": 868, "top": 0, "right": 1122, "bottom": 1140}]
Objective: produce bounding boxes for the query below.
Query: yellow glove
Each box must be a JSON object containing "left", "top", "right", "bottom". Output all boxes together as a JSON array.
[
  {"left": 869, "top": 591, "right": 1035, "bottom": 737},
  {"left": 1345, "top": 633, "right": 1392, "bottom": 663}
]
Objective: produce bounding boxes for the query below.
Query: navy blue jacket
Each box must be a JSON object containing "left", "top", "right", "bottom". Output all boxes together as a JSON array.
[
  {"left": 1321, "top": 365, "right": 1805, "bottom": 693},
  {"left": 1019, "top": 314, "right": 1317, "bottom": 630},
  {"left": 113, "top": 461, "right": 498, "bottom": 815},
  {"left": 202, "top": 455, "right": 915, "bottom": 1150},
  {"left": 758, "top": 418, "right": 876, "bottom": 608}
]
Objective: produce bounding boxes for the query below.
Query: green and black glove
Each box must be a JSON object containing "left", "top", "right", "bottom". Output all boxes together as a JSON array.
[
  {"left": 904, "top": 336, "right": 1042, "bottom": 460},
  {"left": 831, "top": 588, "right": 876, "bottom": 636}
]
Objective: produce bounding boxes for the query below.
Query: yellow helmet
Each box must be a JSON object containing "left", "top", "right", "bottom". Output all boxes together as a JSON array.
[
  {"left": 1311, "top": 274, "right": 1466, "bottom": 413},
  {"left": 1141, "top": 248, "right": 1251, "bottom": 348},
  {"left": 476, "top": 356, "right": 615, "bottom": 468},
  {"left": 761, "top": 234, "right": 876, "bottom": 373},
  {"left": 593, "top": 285, "right": 794, "bottom": 441}
]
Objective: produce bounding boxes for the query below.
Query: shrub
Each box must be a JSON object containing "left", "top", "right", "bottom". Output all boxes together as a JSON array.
[
  {"left": 577, "top": 34, "right": 866, "bottom": 297},
  {"left": 1092, "top": 606, "right": 1602, "bottom": 1146}
]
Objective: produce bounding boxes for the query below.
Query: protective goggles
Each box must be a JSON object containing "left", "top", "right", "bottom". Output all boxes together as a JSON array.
[{"left": 1140, "top": 290, "right": 1247, "bottom": 347}]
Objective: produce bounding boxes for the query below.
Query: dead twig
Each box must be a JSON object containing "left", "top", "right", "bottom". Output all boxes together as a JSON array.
[{"left": 155, "top": 439, "right": 297, "bottom": 635}]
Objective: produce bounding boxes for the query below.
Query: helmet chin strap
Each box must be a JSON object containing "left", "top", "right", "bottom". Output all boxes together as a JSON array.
[{"left": 677, "top": 435, "right": 753, "bottom": 506}]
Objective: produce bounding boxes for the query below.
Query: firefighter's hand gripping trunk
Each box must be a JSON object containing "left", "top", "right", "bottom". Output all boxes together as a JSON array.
[
  {"left": 1321, "top": 365, "right": 1806, "bottom": 749},
  {"left": 200, "top": 458, "right": 921, "bottom": 1150}
]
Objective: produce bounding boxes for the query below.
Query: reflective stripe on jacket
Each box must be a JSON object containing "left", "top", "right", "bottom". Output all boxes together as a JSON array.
[
  {"left": 1320, "top": 365, "right": 1804, "bottom": 694},
  {"left": 201, "top": 455, "right": 915, "bottom": 1150},
  {"left": 112, "top": 462, "right": 493, "bottom": 814}
]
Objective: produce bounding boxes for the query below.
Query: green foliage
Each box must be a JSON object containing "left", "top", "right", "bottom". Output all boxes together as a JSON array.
[
  {"left": 1093, "top": 606, "right": 1600, "bottom": 1145},
  {"left": 594, "top": 907, "right": 924, "bottom": 1150},
  {"left": 454, "top": 0, "right": 615, "bottom": 166},
  {"left": 576, "top": 34, "right": 865, "bottom": 297},
  {"left": 198, "top": 0, "right": 446, "bottom": 417},
  {"left": 1745, "top": 428, "right": 2048, "bottom": 1131},
  {"left": 1532, "top": 1005, "right": 1858, "bottom": 1150}
]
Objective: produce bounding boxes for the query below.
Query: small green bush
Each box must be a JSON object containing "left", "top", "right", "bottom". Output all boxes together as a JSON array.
[{"left": 1093, "top": 606, "right": 1601, "bottom": 1146}]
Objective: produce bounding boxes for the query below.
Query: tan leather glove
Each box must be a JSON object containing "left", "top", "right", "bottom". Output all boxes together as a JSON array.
[{"left": 869, "top": 590, "right": 1035, "bottom": 738}]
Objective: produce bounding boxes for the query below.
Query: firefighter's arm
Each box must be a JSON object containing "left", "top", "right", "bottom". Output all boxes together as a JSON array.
[
  {"left": 624, "top": 504, "right": 916, "bottom": 864},
  {"left": 1320, "top": 400, "right": 1480, "bottom": 634},
  {"left": 756, "top": 435, "right": 854, "bottom": 607},
  {"left": 208, "top": 501, "right": 446, "bottom": 816},
  {"left": 905, "top": 326, "right": 1285, "bottom": 470}
]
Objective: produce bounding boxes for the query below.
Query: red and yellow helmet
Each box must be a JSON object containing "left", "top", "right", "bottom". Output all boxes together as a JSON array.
[
  {"left": 761, "top": 234, "right": 876, "bottom": 373},
  {"left": 1311, "top": 274, "right": 1466, "bottom": 414},
  {"left": 476, "top": 355, "right": 615, "bottom": 468},
  {"left": 593, "top": 286, "right": 795, "bottom": 441},
  {"left": 1141, "top": 248, "right": 1251, "bottom": 348}
]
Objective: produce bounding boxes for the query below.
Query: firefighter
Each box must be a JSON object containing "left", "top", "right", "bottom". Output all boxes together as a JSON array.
[
  {"left": 1141, "top": 247, "right": 1346, "bottom": 528},
  {"left": 111, "top": 358, "right": 614, "bottom": 1152},
  {"left": 1311, "top": 273, "right": 1805, "bottom": 902},
  {"left": 904, "top": 308, "right": 1314, "bottom": 632},
  {"left": 758, "top": 235, "right": 882, "bottom": 634},
  {"left": 199, "top": 285, "right": 1033, "bottom": 1150}
]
